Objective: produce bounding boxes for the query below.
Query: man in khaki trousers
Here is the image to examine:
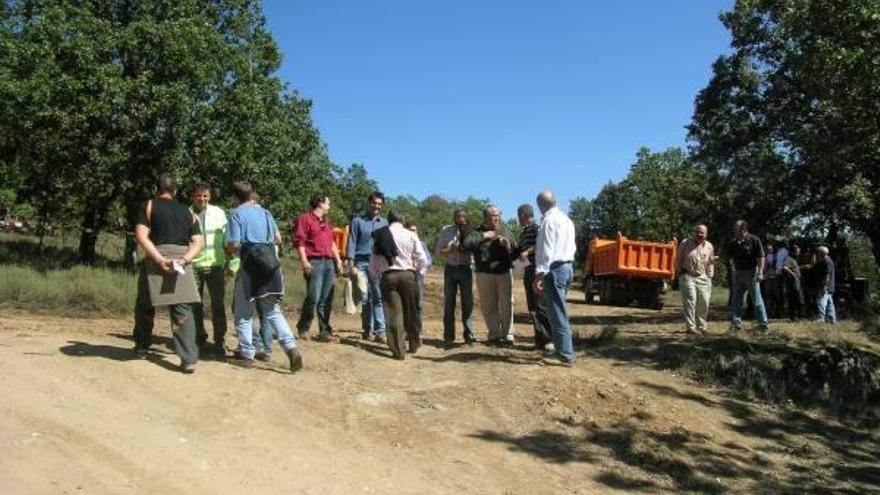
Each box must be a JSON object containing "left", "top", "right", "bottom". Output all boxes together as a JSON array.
[
  {"left": 676, "top": 224, "right": 715, "bottom": 334},
  {"left": 463, "top": 206, "right": 517, "bottom": 345}
]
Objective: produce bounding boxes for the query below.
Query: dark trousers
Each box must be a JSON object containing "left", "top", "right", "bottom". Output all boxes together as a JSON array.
[
  {"left": 380, "top": 270, "right": 420, "bottom": 359},
  {"left": 297, "top": 258, "right": 335, "bottom": 336},
  {"left": 443, "top": 264, "right": 476, "bottom": 343},
  {"left": 523, "top": 266, "right": 552, "bottom": 348},
  {"left": 193, "top": 265, "right": 227, "bottom": 348},
  {"left": 133, "top": 265, "right": 199, "bottom": 365},
  {"left": 784, "top": 275, "right": 804, "bottom": 320}
]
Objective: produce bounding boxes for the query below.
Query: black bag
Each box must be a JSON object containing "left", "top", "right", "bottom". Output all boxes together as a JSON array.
[
  {"left": 248, "top": 209, "right": 280, "bottom": 274},
  {"left": 249, "top": 243, "right": 280, "bottom": 274}
]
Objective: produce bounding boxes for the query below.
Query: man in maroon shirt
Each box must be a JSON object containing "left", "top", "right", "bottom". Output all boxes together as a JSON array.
[{"left": 294, "top": 194, "right": 344, "bottom": 342}]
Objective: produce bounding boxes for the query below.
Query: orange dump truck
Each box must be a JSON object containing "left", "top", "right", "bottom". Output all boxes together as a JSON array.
[
  {"left": 583, "top": 235, "right": 677, "bottom": 309},
  {"left": 333, "top": 226, "right": 349, "bottom": 259}
]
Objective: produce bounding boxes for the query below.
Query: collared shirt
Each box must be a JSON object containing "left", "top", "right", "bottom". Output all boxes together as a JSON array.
[
  {"left": 227, "top": 204, "right": 278, "bottom": 245},
  {"left": 348, "top": 214, "right": 388, "bottom": 261},
  {"left": 463, "top": 224, "right": 517, "bottom": 274},
  {"left": 726, "top": 234, "right": 764, "bottom": 271},
  {"left": 293, "top": 211, "right": 335, "bottom": 258},
  {"left": 434, "top": 224, "right": 472, "bottom": 266},
  {"left": 676, "top": 238, "right": 715, "bottom": 278},
  {"left": 534, "top": 207, "right": 576, "bottom": 276},
  {"left": 369, "top": 223, "right": 428, "bottom": 278}
]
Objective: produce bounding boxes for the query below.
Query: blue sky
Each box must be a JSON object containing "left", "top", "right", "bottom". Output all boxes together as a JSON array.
[{"left": 262, "top": 1, "right": 733, "bottom": 219}]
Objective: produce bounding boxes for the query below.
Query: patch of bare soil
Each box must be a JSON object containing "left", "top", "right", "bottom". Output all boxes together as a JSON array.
[{"left": 1, "top": 271, "right": 878, "bottom": 494}]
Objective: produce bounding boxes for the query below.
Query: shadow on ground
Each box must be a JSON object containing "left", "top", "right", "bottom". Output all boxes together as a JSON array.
[{"left": 469, "top": 381, "right": 880, "bottom": 494}]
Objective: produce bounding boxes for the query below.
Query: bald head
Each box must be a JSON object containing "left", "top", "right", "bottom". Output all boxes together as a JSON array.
[
  {"left": 482, "top": 205, "right": 501, "bottom": 229},
  {"left": 536, "top": 190, "right": 556, "bottom": 213}
]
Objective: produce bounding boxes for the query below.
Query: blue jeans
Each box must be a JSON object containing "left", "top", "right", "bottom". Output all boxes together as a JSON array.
[
  {"left": 443, "top": 264, "right": 475, "bottom": 342},
  {"left": 297, "top": 258, "right": 336, "bottom": 336},
  {"left": 541, "top": 262, "right": 574, "bottom": 363},
  {"left": 233, "top": 280, "right": 296, "bottom": 360},
  {"left": 731, "top": 268, "right": 769, "bottom": 327},
  {"left": 816, "top": 290, "right": 836, "bottom": 324},
  {"left": 356, "top": 258, "right": 385, "bottom": 336}
]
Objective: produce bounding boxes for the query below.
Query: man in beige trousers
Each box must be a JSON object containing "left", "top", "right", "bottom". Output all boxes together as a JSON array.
[{"left": 675, "top": 224, "right": 715, "bottom": 334}]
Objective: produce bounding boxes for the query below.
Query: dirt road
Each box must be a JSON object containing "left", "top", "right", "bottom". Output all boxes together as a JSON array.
[{"left": 1, "top": 275, "right": 877, "bottom": 494}]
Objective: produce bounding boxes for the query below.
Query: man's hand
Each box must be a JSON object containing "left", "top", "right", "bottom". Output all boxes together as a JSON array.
[
  {"left": 302, "top": 261, "right": 313, "bottom": 277},
  {"left": 532, "top": 276, "right": 544, "bottom": 296},
  {"left": 482, "top": 231, "right": 496, "bottom": 240},
  {"left": 159, "top": 258, "right": 174, "bottom": 274},
  {"left": 498, "top": 237, "right": 511, "bottom": 252},
  {"left": 335, "top": 259, "right": 344, "bottom": 275},
  {"left": 756, "top": 272, "right": 764, "bottom": 282}
]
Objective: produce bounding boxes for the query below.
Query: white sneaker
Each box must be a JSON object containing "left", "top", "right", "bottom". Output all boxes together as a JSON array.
[
  {"left": 506, "top": 334, "right": 515, "bottom": 343},
  {"left": 543, "top": 342, "right": 555, "bottom": 353}
]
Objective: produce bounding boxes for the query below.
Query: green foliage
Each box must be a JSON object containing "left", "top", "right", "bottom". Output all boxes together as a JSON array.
[
  {"left": 688, "top": 0, "right": 880, "bottom": 263},
  {"left": 384, "top": 194, "right": 491, "bottom": 258},
  {"left": 0, "top": 0, "right": 325, "bottom": 260},
  {"left": 568, "top": 148, "right": 704, "bottom": 256}
]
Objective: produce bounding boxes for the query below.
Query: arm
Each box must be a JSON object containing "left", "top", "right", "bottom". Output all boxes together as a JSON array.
[
  {"left": 297, "top": 245, "right": 312, "bottom": 276},
  {"left": 293, "top": 216, "right": 313, "bottom": 276},
  {"left": 346, "top": 219, "right": 357, "bottom": 260},
  {"left": 413, "top": 236, "right": 428, "bottom": 277},
  {"left": 178, "top": 213, "right": 204, "bottom": 265},
  {"left": 135, "top": 224, "right": 171, "bottom": 271}
]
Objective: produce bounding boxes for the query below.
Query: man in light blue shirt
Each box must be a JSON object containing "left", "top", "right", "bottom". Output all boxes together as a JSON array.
[{"left": 347, "top": 191, "right": 388, "bottom": 342}]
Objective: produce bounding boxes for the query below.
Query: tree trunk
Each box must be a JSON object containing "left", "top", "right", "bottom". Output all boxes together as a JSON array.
[{"left": 78, "top": 208, "right": 100, "bottom": 265}]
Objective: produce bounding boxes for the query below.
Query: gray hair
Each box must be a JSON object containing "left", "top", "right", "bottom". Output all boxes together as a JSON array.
[
  {"left": 816, "top": 245, "right": 829, "bottom": 255},
  {"left": 536, "top": 190, "right": 555, "bottom": 210}
]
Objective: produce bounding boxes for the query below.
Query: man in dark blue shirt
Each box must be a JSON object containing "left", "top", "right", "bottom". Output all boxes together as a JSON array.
[
  {"left": 813, "top": 245, "right": 836, "bottom": 324},
  {"left": 347, "top": 191, "right": 388, "bottom": 342},
  {"left": 725, "top": 220, "right": 769, "bottom": 331}
]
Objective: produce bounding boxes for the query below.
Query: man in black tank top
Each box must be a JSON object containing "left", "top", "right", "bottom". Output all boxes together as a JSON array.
[{"left": 132, "top": 175, "right": 204, "bottom": 373}]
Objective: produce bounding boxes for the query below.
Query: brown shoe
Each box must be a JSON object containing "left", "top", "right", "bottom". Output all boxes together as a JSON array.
[
  {"left": 298, "top": 331, "right": 310, "bottom": 341},
  {"left": 316, "top": 333, "right": 334, "bottom": 343},
  {"left": 286, "top": 348, "right": 303, "bottom": 373},
  {"left": 373, "top": 333, "right": 387, "bottom": 344},
  {"left": 233, "top": 357, "right": 254, "bottom": 369}
]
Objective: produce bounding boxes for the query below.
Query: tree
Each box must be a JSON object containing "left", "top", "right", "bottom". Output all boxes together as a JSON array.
[
  {"left": 0, "top": 0, "right": 323, "bottom": 265},
  {"left": 688, "top": 0, "right": 880, "bottom": 264}
]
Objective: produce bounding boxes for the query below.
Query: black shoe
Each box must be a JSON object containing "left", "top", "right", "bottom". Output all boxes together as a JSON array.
[
  {"left": 255, "top": 351, "right": 271, "bottom": 362},
  {"left": 286, "top": 348, "right": 303, "bottom": 373},
  {"left": 134, "top": 346, "right": 149, "bottom": 357},
  {"left": 361, "top": 331, "right": 371, "bottom": 340}
]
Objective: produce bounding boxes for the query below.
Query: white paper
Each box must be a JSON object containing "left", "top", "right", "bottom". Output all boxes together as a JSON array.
[
  {"left": 172, "top": 260, "right": 186, "bottom": 275},
  {"left": 512, "top": 258, "right": 531, "bottom": 271}
]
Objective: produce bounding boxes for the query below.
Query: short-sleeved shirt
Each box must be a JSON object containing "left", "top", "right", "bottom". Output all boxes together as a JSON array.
[
  {"left": 726, "top": 234, "right": 765, "bottom": 271},
  {"left": 227, "top": 204, "right": 278, "bottom": 245},
  {"left": 676, "top": 238, "right": 715, "bottom": 278},
  {"left": 135, "top": 198, "right": 199, "bottom": 246},
  {"left": 814, "top": 256, "right": 836, "bottom": 293},
  {"left": 294, "top": 211, "right": 335, "bottom": 258}
]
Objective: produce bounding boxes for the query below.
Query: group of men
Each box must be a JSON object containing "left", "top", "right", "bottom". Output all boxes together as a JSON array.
[
  {"left": 675, "top": 220, "right": 838, "bottom": 335},
  {"left": 132, "top": 175, "right": 579, "bottom": 373},
  {"left": 133, "top": 176, "right": 303, "bottom": 374},
  {"left": 434, "top": 192, "right": 578, "bottom": 366}
]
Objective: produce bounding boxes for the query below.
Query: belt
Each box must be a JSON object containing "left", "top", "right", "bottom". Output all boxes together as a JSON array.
[
  {"left": 550, "top": 260, "right": 573, "bottom": 269},
  {"left": 308, "top": 256, "right": 332, "bottom": 261}
]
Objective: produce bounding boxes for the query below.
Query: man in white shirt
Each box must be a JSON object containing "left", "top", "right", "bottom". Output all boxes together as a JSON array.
[{"left": 532, "top": 190, "right": 577, "bottom": 367}]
